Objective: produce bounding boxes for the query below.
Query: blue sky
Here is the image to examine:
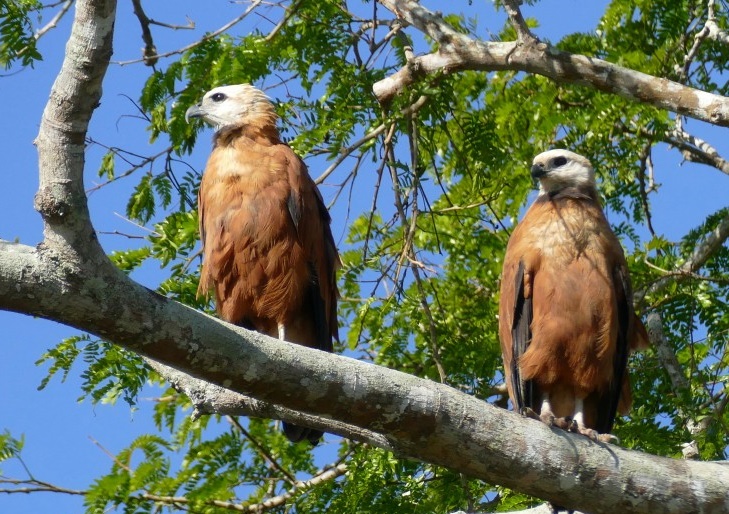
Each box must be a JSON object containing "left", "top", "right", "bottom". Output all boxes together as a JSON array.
[{"left": 1, "top": 1, "right": 727, "bottom": 512}]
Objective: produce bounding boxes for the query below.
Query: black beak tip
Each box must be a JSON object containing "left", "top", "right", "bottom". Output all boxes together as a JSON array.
[{"left": 530, "top": 164, "right": 546, "bottom": 179}]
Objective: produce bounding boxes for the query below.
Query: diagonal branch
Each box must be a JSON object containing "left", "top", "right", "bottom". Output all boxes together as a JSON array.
[
  {"left": 501, "top": 0, "right": 536, "bottom": 42},
  {"left": 373, "top": 0, "right": 729, "bottom": 127},
  {"left": 1, "top": 238, "right": 728, "bottom": 514},
  {"left": 637, "top": 209, "right": 729, "bottom": 303},
  {"left": 664, "top": 128, "right": 729, "bottom": 176}
]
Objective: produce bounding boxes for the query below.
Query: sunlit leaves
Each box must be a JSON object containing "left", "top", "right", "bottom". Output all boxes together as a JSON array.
[
  {"left": 36, "top": 335, "right": 149, "bottom": 406},
  {"left": 0, "top": 431, "right": 24, "bottom": 465},
  {"left": 0, "top": 0, "right": 41, "bottom": 69}
]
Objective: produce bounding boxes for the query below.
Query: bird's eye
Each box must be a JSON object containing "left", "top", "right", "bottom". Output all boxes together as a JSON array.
[
  {"left": 211, "top": 93, "right": 226, "bottom": 102},
  {"left": 552, "top": 156, "right": 567, "bottom": 167}
]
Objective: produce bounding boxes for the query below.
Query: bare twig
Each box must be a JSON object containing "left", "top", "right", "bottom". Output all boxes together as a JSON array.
[
  {"left": 501, "top": 0, "right": 536, "bottom": 42},
  {"left": 88, "top": 436, "right": 132, "bottom": 472},
  {"left": 637, "top": 209, "right": 729, "bottom": 301},
  {"left": 677, "top": 12, "right": 711, "bottom": 83},
  {"left": 405, "top": 112, "right": 447, "bottom": 383},
  {"left": 226, "top": 416, "right": 297, "bottom": 486},
  {"left": 637, "top": 144, "right": 657, "bottom": 237},
  {"left": 314, "top": 95, "right": 429, "bottom": 185},
  {"left": 384, "top": 106, "right": 447, "bottom": 383},
  {"left": 85, "top": 146, "right": 174, "bottom": 194},
  {"left": 0, "top": 478, "right": 84, "bottom": 496},
  {"left": 665, "top": 128, "right": 729, "bottom": 176},
  {"left": 97, "top": 230, "right": 147, "bottom": 240},
  {"left": 264, "top": 0, "right": 303, "bottom": 42},
  {"left": 115, "top": 0, "right": 263, "bottom": 66},
  {"left": 643, "top": 258, "right": 729, "bottom": 285},
  {"left": 131, "top": 0, "right": 158, "bottom": 66},
  {"left": 15, "top": 0, "right": 74, "bottom": 59},
  {"left": 0, "top": 464, "right": 347, "bottom": 513},
  {"left": 244, "top": 463, "right": 348, "bottom": 513},
  {"left": 33, "top": 0, "right": 73, "bottom": 41}
]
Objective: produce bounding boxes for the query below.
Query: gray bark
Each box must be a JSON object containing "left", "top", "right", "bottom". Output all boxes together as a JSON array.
[
  {"left": 1, "top": 1, "right": 728, "bottom": 513},
  {"left": 373, "top": 0, "right": 729, "bottom": 128}
]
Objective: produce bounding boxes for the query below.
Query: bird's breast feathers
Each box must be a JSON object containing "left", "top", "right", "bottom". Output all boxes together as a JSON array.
[{"left": 513, "top": 196, "right": 620, "bottom": 268}]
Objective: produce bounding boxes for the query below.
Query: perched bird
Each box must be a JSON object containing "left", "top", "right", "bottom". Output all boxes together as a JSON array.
[
  {"left": 498, "top": 149, "right": 648, "bottom": 441},
  {"left": 186, "top": 84, "right": 340, "bottom": 444}
]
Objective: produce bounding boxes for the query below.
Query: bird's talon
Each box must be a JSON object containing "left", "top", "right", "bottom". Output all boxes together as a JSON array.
[
  {"left": 521, "top": 407, "right": 541, "bottom": 420},
  {"left": 539, "top": 411, "right": 556, "bottom": 426},
  {"left": 576, "top": 426, "right": 600, "bottom": 441},
  {"left": 597, "top": 433, "right": 620, "bottom": 444},
  {"left": 551, "top": 416, "right": 571, "bottom": 430}
]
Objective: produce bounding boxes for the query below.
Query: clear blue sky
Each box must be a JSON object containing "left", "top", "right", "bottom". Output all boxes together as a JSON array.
[{"left": 1, "top": 1, "right": 727, "bottom": 512}]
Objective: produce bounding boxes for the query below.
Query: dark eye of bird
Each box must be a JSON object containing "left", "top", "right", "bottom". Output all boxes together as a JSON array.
[
  {"left": 211, "top": 93, "right": 226, "bottom": 102},
  {"left": 552, "top": 156, "right": 567, "bottom": 167}
]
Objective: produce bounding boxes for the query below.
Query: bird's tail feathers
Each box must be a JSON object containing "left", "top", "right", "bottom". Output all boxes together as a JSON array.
[{"left": 282, "top": 422, "right": 323, "bottom": 445}]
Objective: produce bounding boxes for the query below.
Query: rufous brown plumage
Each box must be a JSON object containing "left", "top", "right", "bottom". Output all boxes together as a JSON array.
[
  {"left": 186, "top": 84, "right": 340, "bottom": 444},
  {"left": 498, "top": 149, "right": 648, "bottom": 442}
]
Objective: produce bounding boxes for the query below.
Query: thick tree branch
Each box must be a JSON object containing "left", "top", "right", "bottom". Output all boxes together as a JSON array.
[
  {"left": 501, "top": 0, "right": 535, "bottom": 42},
  {"left": 145, "top": 359, "right": 395, "bottom": 450},
  {"left": 373, "top": 0, "right": 729, "bottom": 127},
  {"left": 1, "top": 239, "right": 728, "bottom": 514},
  {"left": 705, "top": 0, "right": 729, "bottom": 45},
  {"left": 33, "top": 0, "right": 114, "bottom": 261}
]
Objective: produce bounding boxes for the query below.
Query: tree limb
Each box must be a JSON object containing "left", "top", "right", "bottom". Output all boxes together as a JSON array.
[
  {"left": 373, "top": 0, "right": 729, "bottom": 127},
  {"left": 637, "top": 209, "right": 729, "bottom": 302},
  {"left": 665, "top": 128, "right": 729, "bottom": 177},
  {"left": 145, "top": 359, "right": 396, "bottom": 450},
  {"left": 2, "top": 238, "right": 728, "bottom": 514}
]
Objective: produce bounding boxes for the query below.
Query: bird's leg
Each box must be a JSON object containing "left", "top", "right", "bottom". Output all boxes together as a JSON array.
[
  {"left": 278, "top": 323, "right": 286, "bottom": 341},
  {"left": 539, "top": 394, "right": 556, "bottom": 425},
  {"left": 570, "top": 398, "right": 618, "bottom": 443},
  {"left": 538, "top": 393, "right": 571, "bottom": 429},
  {"left": 570, "top": 398, "right": 599, "bottom": 440}
]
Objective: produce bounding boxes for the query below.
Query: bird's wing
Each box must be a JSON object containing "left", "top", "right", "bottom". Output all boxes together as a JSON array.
[
  {"left": 589, "top": 263, "right": 631, "bottom": 434},
  {"left": 510, "top": 260, "right": 534, "bottom": 413},
  {"left": 284, "top": 149, "right": 340, "bottom": 350},
  {"left": 499, "top": 225, "right": 536, "bottom": 414},
  {"left": 196, "top": 179, "right": 211, "bottom": 298}
]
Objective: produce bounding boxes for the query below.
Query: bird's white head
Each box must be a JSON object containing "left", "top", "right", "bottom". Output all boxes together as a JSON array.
[
  {"left": 530, "top": 149, "right": 596, "bottom": 196},
  {"left": 185, "top": 84, "right": 277, "bottom": 131}
]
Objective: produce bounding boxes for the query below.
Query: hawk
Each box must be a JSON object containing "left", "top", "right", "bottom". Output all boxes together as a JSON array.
[
  {"left": 186, "top": 84, "right": 340, "bottom": 444},
  {"left": 499, "top": 149, "right": 648, "bottom": 441}
]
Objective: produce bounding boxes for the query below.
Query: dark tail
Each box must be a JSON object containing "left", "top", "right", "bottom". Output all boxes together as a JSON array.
[{"left": 283, "top": 422, "right": 323, "bottom": 445}]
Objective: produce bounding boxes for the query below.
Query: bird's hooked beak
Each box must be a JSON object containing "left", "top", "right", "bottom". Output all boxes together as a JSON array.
[
  {"left": 531, "top": 162, "right": 547, "bottom": 179},
  {"left": 185, "top": 104, "right": 205, "bottom": 123}
]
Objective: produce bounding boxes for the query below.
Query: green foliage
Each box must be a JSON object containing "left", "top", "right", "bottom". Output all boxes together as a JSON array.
[
  {"left": 37, "top": 335, "right": 148, "bottom": 406},
  {"left": 15, "top": 0, "right": 729, "bottom": 512},
  {"left": 0, "top": 431, "right": 24, "bottom": 466},
  {"left": 0, "top": 0, "right": 41, "bottom": 69}
]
